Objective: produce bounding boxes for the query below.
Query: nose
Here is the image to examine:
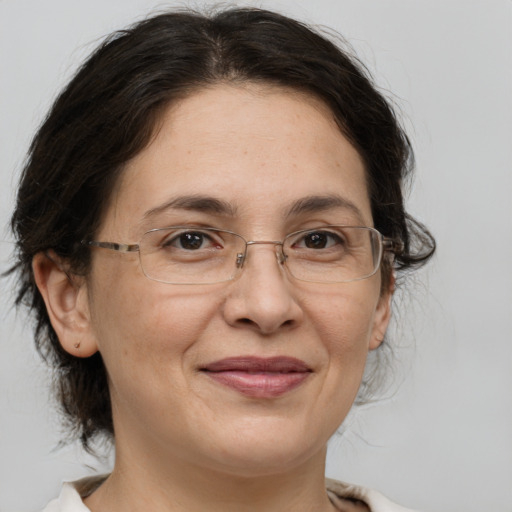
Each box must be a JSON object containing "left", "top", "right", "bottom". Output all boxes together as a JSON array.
[{"left": 222, "top": 242, "right": 303, "bottom": 335}]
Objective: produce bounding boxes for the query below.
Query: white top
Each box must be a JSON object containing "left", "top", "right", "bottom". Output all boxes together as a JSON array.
[{"left": 41, "top": 476, "right": 419, "bottom": 511}]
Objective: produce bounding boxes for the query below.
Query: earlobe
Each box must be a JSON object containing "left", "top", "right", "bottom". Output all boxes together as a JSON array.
[
  {"left": 369, "top": 272, "right": 395, "bottom": 351},
  {"left": 32, "top": 251, "right": 98, "bottom": 357}
]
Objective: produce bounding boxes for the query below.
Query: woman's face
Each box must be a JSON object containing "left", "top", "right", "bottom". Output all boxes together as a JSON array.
[{"left": 82, "top": 84, "right": 392, "bottom": 476}]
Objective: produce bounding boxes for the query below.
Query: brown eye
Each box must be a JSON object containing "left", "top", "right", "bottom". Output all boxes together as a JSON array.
[
  {"left": 297, "top": 231, "right": 343, "bottom": 250},
  {"left": 164, "top": 231, "right": 216, "bottom": 251},
  {"left": 178, "top": 232, "right": 205, "bottom": 250},
  {"left": 304, "top": 232, "right": 328, "bottom": 249}
]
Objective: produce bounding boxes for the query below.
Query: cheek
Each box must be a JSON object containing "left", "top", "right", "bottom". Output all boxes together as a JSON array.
[
  {"left": 88, "top": 278, "right": 227, "bottom": 438},
  {"left": 303, "top": 281, "right": 380, "bottom": 351},
  {"left": 88, "top": 263, "right": 222, "bottom": 379},
  {"left": 302, "top": 284, "right": 380, "bottom": 408}
]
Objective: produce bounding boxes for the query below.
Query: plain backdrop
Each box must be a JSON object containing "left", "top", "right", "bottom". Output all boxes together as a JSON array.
[{"left": 1, "top": 1, "right": 511, "bottom": 511}]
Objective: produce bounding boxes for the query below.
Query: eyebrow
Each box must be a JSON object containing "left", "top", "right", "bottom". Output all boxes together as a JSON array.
[
  {"left": 285, "top": 194, "right": 365, "bottom": 223},
  {"left": 143, "top": 194, "right": 238, "bottom": 219},
  {"left": 143, "top": 193, "right": 364, "bottom": 223}
]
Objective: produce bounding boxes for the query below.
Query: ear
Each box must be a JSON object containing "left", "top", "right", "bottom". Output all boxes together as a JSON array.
[
  {"left": 369, "top": 272, "right": 395, "bottom": 351},
  {"left": 32, "top": 251, "right": 98, "bottom": 358}
]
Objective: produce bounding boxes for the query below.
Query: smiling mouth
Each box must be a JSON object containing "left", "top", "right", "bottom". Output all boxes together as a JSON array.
[{"left": 200, "top": 356, "right": 312, "bottom": 398}]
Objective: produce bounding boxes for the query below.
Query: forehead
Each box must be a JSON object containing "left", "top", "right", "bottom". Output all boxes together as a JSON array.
[{"left": 102, "top": 83, "right": 371, "bottom": 238}]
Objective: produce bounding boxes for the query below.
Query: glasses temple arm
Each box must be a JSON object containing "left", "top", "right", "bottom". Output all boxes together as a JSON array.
[
  {"left": 382, "top": 237, "right": 404, "bottom": 256},
  {"left": 83, "top": 240, "right": 140, "bottom": 253}
]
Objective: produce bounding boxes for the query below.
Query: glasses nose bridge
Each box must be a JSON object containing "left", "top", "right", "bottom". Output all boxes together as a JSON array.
[{"left": 236, "top": 239, "right": 286, "bottom": 268}]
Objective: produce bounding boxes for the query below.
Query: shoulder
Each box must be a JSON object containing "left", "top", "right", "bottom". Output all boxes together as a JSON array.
[
  {"left": 41, "top": 476, "right": 106, "bottom": 512},
  {"left": 326, "top": 478, "right": 420, "bottom": 512},
  {"left": 41, "top": 475, "right": 418, "bottom": 512},
  {"left": 40, "top": 482, "right": 87, "bottom": 512}
]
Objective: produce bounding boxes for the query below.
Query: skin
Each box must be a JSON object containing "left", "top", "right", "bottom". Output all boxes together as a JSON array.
[{"left": 34, "top": 84, "right": 393, "bottom": 512}]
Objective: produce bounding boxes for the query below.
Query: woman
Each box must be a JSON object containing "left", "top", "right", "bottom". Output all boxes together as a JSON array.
[{"left": 10, "top": 7, "right": 434, "bottom": 511}]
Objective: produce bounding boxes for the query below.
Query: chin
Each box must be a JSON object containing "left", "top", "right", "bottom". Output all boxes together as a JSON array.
[
  {"left": 212, "top": 449, "right": 319, "bottom": 479},
  {"left": 202, "top": 419, "right": 330, "bottom": 477}
]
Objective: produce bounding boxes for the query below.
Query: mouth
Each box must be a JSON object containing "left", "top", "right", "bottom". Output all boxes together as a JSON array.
[{"left": 199, "top": 356, "right": 312, "bottom": 398}]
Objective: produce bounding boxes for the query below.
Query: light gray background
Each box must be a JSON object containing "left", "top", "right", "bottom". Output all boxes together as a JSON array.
[{"left": 1, "top": 1, "right": 511, "bottom": 511}]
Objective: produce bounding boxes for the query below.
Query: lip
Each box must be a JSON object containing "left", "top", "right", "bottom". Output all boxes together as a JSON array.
[{"left": 200, "top": 356, "right": 312, "bottom": 398}]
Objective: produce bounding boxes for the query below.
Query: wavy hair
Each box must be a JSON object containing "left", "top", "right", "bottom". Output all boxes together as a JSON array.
[{"left": 9, "top": 7, "right": 435, "bottom": 450}]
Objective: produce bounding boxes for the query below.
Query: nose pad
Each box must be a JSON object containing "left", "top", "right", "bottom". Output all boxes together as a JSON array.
[
  {"left": 275, "top": 246, "right": 287, "bottom": 265},
  {"left": 225, "top": 242, "right": 302, "bottom": 334},
  {"left": 236, "top": 243, "right": 287, "bottom": 271}
]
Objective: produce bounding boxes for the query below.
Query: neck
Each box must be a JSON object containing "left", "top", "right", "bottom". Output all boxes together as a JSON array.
[{"left": 84, "top": 443, "right": 335, "bottom": 512}]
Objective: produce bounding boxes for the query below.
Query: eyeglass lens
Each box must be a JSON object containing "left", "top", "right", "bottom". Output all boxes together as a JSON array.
[{"left": 137, "top": 226, "right": 382, "bottom": 285}]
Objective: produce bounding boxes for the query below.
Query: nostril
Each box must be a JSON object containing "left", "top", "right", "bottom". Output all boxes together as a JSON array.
[{"left": 234, "top": 316, "right": 295, "bottom": 333}]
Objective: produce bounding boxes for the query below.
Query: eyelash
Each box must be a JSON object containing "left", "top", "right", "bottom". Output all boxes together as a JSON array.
[
  {"left": 157, "top": 227, "right": 348, "bottom": 252},
  {"left": 161, "top": 230, "right": 223, "bottom": 250}
]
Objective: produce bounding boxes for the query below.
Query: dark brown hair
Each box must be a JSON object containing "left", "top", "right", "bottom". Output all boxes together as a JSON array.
[{"left": 10, "top": 7, "right": 435, "bottom": 449}]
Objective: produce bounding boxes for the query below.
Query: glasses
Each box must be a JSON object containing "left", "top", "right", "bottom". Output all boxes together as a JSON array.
[{"left": 84, "top": 226, "right": 403, "bottom": 285}]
